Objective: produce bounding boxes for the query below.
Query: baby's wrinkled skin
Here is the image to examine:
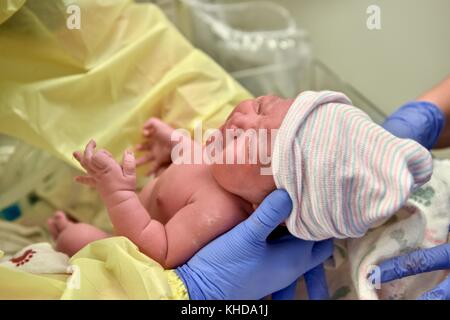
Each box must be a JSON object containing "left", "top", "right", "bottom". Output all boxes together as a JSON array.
[{"left": 48, "top": 95, "right": 293, "bottom": 268}]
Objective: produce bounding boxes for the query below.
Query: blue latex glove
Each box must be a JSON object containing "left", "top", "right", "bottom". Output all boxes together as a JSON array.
[
  {"left": 378, "top": 243, "right": 450, "bottom": 300},
  {"left": 176, "top": 189, "right": 333, "bottom": 300},
  {"left": 382, "top": 101, "right": 445, "bottom": 150},
  {"left": 271, "top": 257, "right": 330, "bottom": 300},
  {"left": 304, "top": 263, "right": 330, "bottom": 300}
]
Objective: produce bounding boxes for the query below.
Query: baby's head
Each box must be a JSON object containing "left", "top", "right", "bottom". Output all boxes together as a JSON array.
[{"left": 209, "top": 95, "right": 294, "bottom": 205}]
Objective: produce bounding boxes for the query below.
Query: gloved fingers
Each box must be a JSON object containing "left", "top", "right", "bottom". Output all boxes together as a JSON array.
[
  {"left": 382, "top": 101, "right": 445, "bottom": 150},
  {"left": 122, "top": 149, "right": 136, "bottom": 177},
  {"left": 243, "top": 189, "right": 292, "bottom": 242},
  {"left": 268, "top": 233, "right": 297, "bottom": 244},
  {"left": 417, "top": 274, "right": 450, "bottom": 300},
  {"left": 378, "top": 244, "right": 450, "bottom": 283},
  {"left": 310, "top": 239, "right": 334, "bottom": 265},
  {"left": 271, "top": 280, "right": 298, "bottom": 300},
  {"left": 74, "top": 175, "right": 96, "bottom": 187},
  {"left": 304, "top": 263, "right": 329, "bottom": 300},
  {"left": 280, "top": 239, "right": 331, "bottom": 278}
]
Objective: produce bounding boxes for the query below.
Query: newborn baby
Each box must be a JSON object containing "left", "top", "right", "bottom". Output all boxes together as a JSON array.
[
  {"left": 48, "top": 95, "right": 293, "bottom": 268},
  {"left": 48, "top": 91, "right": 432, "bottom": 268}
]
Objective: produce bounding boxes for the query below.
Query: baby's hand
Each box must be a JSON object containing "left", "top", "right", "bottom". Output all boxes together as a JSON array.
[
  {"left": 135, "top": 117, "right": 174, "bottom": 176},
  {"left": 73, "top": 140, "right": 136, "bottom": 197}
]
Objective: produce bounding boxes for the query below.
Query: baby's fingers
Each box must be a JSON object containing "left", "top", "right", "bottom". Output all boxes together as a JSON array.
[
  {"left": 74, "top": 139, "right": 97, "bottom": 173},
  {"left": 73, "top": 151, "right": 83, "bottom": 163},
  {"left": 84, "top": 139, "right": 96, "bottom": 161},
  {"left": 143, "top": 127, "right": 156, "bottom": 137},
  {"left": 122, "top": 149, "right": 136, "bottom": 177},
  {"left": 135, "top": 142, "right": 152, "bottom": 152},
  {"left": 74, "top": 175, "right": 96, "bottom": 188},
  {"left": 73, "top": 150, "right": 91, "bottom": 172},
  {"left": 142, "top": 118, "right": 159, "bottom": 136},
  {"left": 136, "top": 153, "right": 155, "bottom": 167}
]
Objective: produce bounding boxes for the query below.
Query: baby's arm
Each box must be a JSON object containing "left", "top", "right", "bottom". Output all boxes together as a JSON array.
[
  {"left": 73, "top": 140, "right": 169, "bottom": 262},
  {"left": 101, "top": 191, "right": 246, "bottom": 268},
  {"left": 417, "top": 75, "right": 450, "bottom": 148},
  {"left": 156, "top": 196, "right": 247, "bottom": 268},
  {"left": 104, "top": 196, "right": 245, "bottom": 268},
  {"left": 74, "top": 140, "right": 246, "bottom": 268}
]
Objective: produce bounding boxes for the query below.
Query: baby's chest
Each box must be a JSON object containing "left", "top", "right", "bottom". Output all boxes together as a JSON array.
[{"left": 147, "top": 165, "right": 206, "bottom": 223}]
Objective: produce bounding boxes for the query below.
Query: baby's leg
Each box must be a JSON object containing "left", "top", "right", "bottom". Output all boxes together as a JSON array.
[{"left": 48, "top": 211, "right": 109, "bottom": 256}]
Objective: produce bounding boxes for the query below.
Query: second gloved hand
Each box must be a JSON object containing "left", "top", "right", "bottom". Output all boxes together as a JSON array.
[
  {"left": 382, "top": 101, "right": 445, "bottom": 150},
  {"left": 377, "top": 243, "right": 450, "bottom": 300},
  {"left": 176, "top": 189, "right": 333, "bottom": 300}
]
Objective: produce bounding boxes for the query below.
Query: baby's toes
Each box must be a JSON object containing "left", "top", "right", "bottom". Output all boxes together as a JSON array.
[
  {"left": 47, "top": 217, "right": 59, "bottom": 239},
  {"left": 54, "top": 211, "right": 71, "bottom": 232}
]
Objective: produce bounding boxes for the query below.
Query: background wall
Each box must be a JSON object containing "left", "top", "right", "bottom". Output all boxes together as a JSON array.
[
  {"left": 273, "top": 0, "right": 450, "bottom": 157},
  {"left": 275, "top": 0, "right": 450, "bottom": 114}
]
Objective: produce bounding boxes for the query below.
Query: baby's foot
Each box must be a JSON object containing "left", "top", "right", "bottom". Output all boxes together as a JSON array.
[
  {"left": 136, "top": 117, "right": 176, "bottom": 175},
  {"left": 47, "top": 211, "right": 109, "bottom": 256},
  {"left": 47, "top": 211, "right": 73, "bottom": 241}
]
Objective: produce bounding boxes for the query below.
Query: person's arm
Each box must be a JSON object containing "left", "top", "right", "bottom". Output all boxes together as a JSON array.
[
  {"left": 382, "top": 75, "right": 450, "bottom": 150},
  {"left": 72, "top": 141, "right": 168, "bottom": 261},
  {"left": 74, "top": 140, "right": 249, "bottom": 269},
  {"left": 417, "top": 76, "right": 450, "bottom": 148}
]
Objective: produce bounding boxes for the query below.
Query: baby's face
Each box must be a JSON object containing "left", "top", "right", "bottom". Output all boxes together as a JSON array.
[{"left": 210, "top": 95, "right": 294, "bottom": 205}]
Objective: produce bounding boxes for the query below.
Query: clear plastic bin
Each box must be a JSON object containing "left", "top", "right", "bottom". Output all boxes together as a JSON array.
[{"left": 178, "top": 0, "right": 312, "bottom": 98}]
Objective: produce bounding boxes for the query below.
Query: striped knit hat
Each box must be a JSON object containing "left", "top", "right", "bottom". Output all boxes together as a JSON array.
[{"left": 272, "top": 91, "right": 433, "bottom": 240}]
